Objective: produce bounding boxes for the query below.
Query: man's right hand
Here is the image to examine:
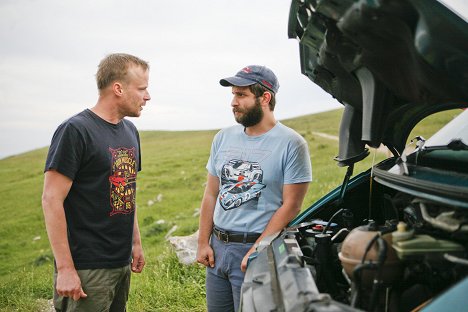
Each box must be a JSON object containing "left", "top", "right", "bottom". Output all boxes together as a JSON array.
[
  {"left": 196, "top": 243, "right": 215, "bottom": 268},
  {"left": 56, "top": 268, "right": 87, "bottom": 301}
]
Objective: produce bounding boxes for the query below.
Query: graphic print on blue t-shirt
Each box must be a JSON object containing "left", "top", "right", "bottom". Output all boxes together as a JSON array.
[
  {"left": 218, "top": 159, "right": 266, "bottom": 211},
  {"left": 108, "top": 147, "right": 137, "bottom": 216}
]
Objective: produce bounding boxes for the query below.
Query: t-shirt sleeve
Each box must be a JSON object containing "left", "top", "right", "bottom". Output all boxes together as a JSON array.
[
  {"left": 284, "top": 138, "right": 312, "bottom": 184},
  {"left": 206, "top": 131, "right": 221, "bottom": 177},
  {"left": 44, "top": 122, "right": 84, "bottom": 180},
  {"left": 136, "top": 128, "right": 142, "bottom": 172}
]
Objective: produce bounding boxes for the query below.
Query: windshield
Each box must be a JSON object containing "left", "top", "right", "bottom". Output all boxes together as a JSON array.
[
  {"left": 438, "top": 0, "right": 468, "bottom": 22},
  {"left": 423, "top": 109, "right": 468, "bottom": 148}
]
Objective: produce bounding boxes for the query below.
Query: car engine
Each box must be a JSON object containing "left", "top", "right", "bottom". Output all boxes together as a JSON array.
[{"left": 281, "top": 186, "right": 468, "bottom": 312}]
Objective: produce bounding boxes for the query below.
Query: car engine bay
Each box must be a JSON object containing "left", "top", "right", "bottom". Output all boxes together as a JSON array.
[{"left": 245, "top": 166, "right": 468, "bottom": 312}]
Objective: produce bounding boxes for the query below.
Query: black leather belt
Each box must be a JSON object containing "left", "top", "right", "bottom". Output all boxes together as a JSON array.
[{"left": 213, "top": 227, "right": 261, "bottom": 244}]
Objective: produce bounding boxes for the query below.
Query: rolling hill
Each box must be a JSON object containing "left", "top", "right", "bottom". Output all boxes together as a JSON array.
[{"left": 0, "top": 107, "right": 460, "bottom": 311}]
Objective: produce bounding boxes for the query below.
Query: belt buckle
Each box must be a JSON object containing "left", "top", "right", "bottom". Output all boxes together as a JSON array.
[{"left": 216, "top": 229, "right": 229, "bottom": 243}]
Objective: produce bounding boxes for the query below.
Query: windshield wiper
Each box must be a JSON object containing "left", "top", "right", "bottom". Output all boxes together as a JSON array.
[{"left": 423, "top": 139, "right": 468, "bottom": 152}]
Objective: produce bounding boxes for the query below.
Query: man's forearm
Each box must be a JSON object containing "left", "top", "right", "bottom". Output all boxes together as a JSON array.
[
  {"left": 256, "top": 182, "right": 309, "bottom": 243},
  {"left": 132, "top": 210, "right": 143, "bottom": 247},
  {"left": 258, "top": 204, "right": 300, "bottom": 243},
  {"left": 196, "top": 174, "right": 219, "bottom": 268},
  {"left": 42, "top": 170, "right": 75, "bottom": 270},
  {"left": 42, "top": 200, "right": 75, "bottom": 270},
  {"left": 198, "top": 198, "right": 216, "bottom": 246},
  {"left": 198, "top": 174, "right": 219, "bottom": 246}
]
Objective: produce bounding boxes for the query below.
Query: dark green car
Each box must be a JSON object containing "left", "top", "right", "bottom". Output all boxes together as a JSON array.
[{"left": 240, "top": 1, "right": 468, "bottom": 311}]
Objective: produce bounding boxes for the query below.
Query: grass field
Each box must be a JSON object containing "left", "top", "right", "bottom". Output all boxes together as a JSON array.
[{"left": 0, "top": 108, "right": 461, "bottom": 311}]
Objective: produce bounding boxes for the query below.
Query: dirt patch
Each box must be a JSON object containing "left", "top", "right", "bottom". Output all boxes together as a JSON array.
[{"left": 37, "top": 299, "right": 54, "bottom": 312}]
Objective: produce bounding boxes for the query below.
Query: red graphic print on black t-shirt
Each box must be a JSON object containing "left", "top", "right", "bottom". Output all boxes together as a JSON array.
[{"left": 108, "top": 147, "right": 137, "bottom": 216}]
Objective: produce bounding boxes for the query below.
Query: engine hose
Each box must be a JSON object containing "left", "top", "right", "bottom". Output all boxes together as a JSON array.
[
  {"left": 444, "top": 253, "right": 468, "bottom": 266},
  {"left": 351, "top": 263, "right": 376, "bottom": 307},
  {"left": 352, "top": 234, "right": 388, "bottom": 310},
  {"left": 322, "top": 208, "right": 344, "bottom": 234},
  {"left": 361, "top": 234, "right": 380, "bottom": 263},
  {"left": 368, "top": 237, "right": 388, "bottom": 311},
  {"left": 419, "top": 201, "right": 468, "bottom": 232}
]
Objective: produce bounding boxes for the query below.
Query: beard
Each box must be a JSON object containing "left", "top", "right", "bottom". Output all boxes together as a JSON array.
[{"left": 234, "top": 98, "right": 263, "bottom": 127}]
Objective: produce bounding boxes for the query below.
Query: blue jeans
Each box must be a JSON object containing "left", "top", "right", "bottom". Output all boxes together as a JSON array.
[{"left": 206, "top": 234, "right": 254, "bottom": 312}]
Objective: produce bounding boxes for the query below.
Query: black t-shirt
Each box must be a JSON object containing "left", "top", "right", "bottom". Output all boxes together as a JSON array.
[{"left": 45, "top": 109, "right": 141, "bottom": 269}]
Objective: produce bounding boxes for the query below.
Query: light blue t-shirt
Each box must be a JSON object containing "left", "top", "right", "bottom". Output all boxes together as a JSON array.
[{"left": 207, "top": 122, "right": 312, "bottom": 233}]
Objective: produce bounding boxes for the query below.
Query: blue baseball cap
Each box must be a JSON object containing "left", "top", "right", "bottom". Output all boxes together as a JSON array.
[{"left": 219, "top": 65, "right": 279, "bottom": 93}]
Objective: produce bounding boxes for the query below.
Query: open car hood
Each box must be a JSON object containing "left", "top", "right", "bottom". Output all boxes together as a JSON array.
[{"left": 288, "top": 0, "right": 468, "bottom": 166}]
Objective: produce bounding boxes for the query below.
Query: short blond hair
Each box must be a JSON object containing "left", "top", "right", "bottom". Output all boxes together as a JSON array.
[{"left": 96, "top": 53, "right": 149, "bottom": 91}]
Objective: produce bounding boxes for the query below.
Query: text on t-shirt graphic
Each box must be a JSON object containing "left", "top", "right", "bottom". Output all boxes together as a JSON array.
[
  {"left": 108, "top": 147, "right": 137, "bottom": 216},
  {"left": 218, "top": 159, "right": 266, "bottom": 210}
]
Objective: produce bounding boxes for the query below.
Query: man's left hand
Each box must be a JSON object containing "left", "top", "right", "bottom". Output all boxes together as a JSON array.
[{"left": 240, "top": 246, "right": 257, "bottom": 272}]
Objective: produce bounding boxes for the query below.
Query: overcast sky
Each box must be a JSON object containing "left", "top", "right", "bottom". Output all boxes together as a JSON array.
[{"left": 1, "top": 0, "right": 466, "bottom": 159}]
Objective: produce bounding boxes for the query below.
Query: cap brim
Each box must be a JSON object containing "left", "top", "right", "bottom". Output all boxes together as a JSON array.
[{"left": 219, "top": 76, "right": 256, "bottom": 87}]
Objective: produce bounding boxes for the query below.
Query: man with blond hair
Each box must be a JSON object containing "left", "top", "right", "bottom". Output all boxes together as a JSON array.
[{"left": 42, "top": 53, "right": 150, "bottom": 311}]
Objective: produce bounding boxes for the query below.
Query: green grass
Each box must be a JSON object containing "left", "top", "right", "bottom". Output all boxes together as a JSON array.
[{"left": 0, "top": 108, "right": 460, "bottom": 311}]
